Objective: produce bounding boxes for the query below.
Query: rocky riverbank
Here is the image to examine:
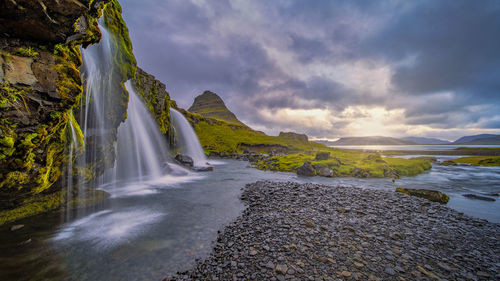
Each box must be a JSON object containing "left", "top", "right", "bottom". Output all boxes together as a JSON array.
[{"left": 167, "top": 181, "right": 500, "bottom": 280}]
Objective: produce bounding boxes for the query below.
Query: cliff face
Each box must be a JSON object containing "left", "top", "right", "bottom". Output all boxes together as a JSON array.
[
  {"left": 132, "top": 67, "right": 171, "bottom": 134},
  {"left": 0, "top": 0, "right": 139, "bottom": 224},
  {"left": 188, "top": 91, "right": 247, "bottom": 127}
]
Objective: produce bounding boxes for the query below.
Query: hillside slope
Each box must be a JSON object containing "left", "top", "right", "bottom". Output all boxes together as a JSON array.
[{"left": 454, "top": 134, "right": 500, "bottom": 144}]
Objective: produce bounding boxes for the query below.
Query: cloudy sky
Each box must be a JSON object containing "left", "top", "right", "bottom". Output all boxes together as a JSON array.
[{"left": 119, "top": 0, "right": 500, "bottom": 141}]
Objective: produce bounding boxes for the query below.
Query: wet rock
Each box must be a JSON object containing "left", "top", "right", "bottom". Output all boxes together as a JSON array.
[
  {"left": 396, "top": 187, "right": 449, "bottom": 204},
  {"left": 175, "top": 154, "right": 194, "bottom": 167},
  {"left": 167, "top": 181, "right": 500, "bottom": 281},
  {"left": 463, "top": 194, "right": 496, "bottom": 202},
  {"left": 439, "top": 160, "right": 457, "bottom": 166},
  {"left": 297, "top": 161, "right": 316, "bottom": 177},
  {"left": 191, "top": 166, "right": 214, "bottom": 172}
]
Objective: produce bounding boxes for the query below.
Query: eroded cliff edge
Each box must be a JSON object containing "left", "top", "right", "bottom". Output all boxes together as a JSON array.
[{"left": 0, "top": 0, "right": 161, "bottom": 224}]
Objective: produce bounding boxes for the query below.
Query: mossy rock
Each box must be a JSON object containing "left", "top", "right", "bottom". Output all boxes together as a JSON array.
[{"left": 396, "top": 187, "right": 449, "bottom": 204}]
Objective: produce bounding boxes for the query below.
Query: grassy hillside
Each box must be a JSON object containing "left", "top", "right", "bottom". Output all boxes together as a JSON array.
[{"left": 176, "top": 108, "right": 433, "bottom": 178}]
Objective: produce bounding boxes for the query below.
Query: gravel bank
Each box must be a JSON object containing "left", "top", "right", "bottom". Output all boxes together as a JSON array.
[{"left": 167, "top": 181, "right": 500, "bottom": 280}]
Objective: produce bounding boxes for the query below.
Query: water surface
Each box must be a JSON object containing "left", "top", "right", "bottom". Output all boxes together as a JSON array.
[{"left": 1, "top": 159, "right": 499, "bottom": 281}]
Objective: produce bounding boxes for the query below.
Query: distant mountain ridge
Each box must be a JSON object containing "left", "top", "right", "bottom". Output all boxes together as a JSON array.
[
  {"left": 454, "top": 134, "right": 500, "bottom": 144},
  {"left": 188, "top": 91, "right": 247, "bottom": 127},
  {"left": 330, "top": 136, "right": 416, "bottom": 146},
  {"left": 401, "top": 137, "right": 451, "bottom": 145},
  {"left": 455, "top": 135, "right": 500, "bottom": 145}
]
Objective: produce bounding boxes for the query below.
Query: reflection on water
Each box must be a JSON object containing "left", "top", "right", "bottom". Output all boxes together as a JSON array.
[{"left": 0, "top": 159, "right": 499, "bottom": 281}]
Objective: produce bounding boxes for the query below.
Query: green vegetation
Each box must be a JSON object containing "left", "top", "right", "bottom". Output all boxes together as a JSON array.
[
  {"left": 0, "top": 83, "right": 28, "bottom": 110},
  {"left": 0, "top": 189, "right": 110, "bottom": 225},
  {"left": 396, "top": 187, "right": 449, "bottom": 204},
  {"left": 188, "top": 112, "right": 432, "bottom": 178},
  {"left": 193, "top": 118, "right": 324, "bottom": 155},
  {"left": 255, "top": 152, "right": 431, "bottom": 178},
  {"left": 16, "top": 47, "right": 39, "bottom": 57},
  {"left": 452, "top": 156, "right": 500, "bottom": 166}
]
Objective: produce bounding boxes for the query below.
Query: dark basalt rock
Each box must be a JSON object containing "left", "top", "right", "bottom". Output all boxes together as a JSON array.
[
  {"left": 296, "top": 161, "right": 315, "bottom": 176},
  {"left": 396, "top": 187, "right": 450, "bottom": 204},
  {"left": 191, "top": 166, "right": 214, "bottom": 172},
  {"left": 0, "top": 0, "right": 109, "bottom": 43},
  {"left": 352, "top": 167, "right": 370, "bottom": 178},
  {"left": 175, "top": 154, "right": 194, "bottom": 167},
  {"left": 314, "top": 152, "right": 330, "bottom": 160},
  {"left": 463, "top": 194, "right": 496, "bottom": 202}
]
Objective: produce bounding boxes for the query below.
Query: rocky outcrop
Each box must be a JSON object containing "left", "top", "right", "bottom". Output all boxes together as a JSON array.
[
  {"left": 315, "top": 165, "right": 334, "bottom": 177},
  {"left": 175, "top": 154, "right": 194, "bottom": 167},
  {"left": 131, "top": 67, "right": 171, "bottom": 134},
  {"left": 396, "top": 187, "right": 449, "bottom": 204},
  {"left": 0, "top": 0, "right": 106, "bottom": 44},
  {"left": 188, "top": 91, "right": 247, "bottom": 127},
  {"left": 315, "top": 152, "right": 330, "bottom": 160},
  {"left": 279, "top": 132, "right": 308, "bottom": 143},
  {"left": 296, "top": 161, "right": 315, "bottom": 176}
]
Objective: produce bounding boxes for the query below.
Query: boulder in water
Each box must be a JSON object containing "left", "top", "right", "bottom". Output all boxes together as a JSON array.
[
  {"left": 297, "top": 161, "right": 316, "bottom": 176},
  {"left": 175, "top": 154, "right": 194, "bottom": 167},
  {"left": 396, "top": 187, "right": 449, "bottom": 204},
  {"left": 192, "top": 166, "right": 214, "bottom": 172},
  {"left": 463, "top": 194, "right": 496, "bottom": 202}
]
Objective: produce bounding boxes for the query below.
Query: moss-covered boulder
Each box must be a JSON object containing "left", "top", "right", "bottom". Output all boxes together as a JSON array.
[
  {"left": 297, "top": 161, "right": 316, "bottom": 176},
  {"left": 396, "top": 187, "right": 449, "bottom": 204}
]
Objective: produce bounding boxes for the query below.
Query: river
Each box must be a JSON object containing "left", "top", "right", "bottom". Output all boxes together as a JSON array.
[{"left": 0, "top": 159, "right": 499, "bottom": 280}]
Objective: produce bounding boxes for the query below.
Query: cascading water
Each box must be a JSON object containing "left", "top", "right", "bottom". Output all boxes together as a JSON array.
[
  {"left": 170, "top": 108, "right": 207, "bottom": 167},
  {"left": 107, "top": 81, "right": 170, "bottom": 182},
  {"left": 74, "top": 22, "right": 174, "bottom": 191}
]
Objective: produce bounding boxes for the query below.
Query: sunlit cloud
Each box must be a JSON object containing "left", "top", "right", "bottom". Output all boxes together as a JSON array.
[{"left": 120, "top": 0, "right": 500, "bottom": 140}]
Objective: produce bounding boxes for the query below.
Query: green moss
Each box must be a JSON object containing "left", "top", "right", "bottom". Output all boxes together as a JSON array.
[
  {"left": 0, "top": 192, "right": 63, "bottom": 225},
  {"left": 16, "top": 47, "right": 39, "bottom": 57},
  {"left": 193, "top": 117, "right": 325, "bottom": 155},
  {"left": 253, "top": 150, "right": 432, "bottom": 178},
  {"left": 396, "top": 187, "right": 449, "bottom": 204},
  {"left": 0, "top": 171, "right": 30, "bottom": 189},
  {"left": 452, "top": 156, "right": 500, "bottom": 166},
  {"left": 0, "top": 51, "right": 13, "bottom": 63},
  {"left": 103, "top": 0, "right": 137, "bottom": 80}
]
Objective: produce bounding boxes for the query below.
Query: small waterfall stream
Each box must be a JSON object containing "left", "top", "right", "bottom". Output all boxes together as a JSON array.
[
  {"left": 71, "top": 21, "right": 178, "bottom": 194},
  {"left": 107, "top": 81, "right": 170, "bottom": 182},
  {"left": 170, "top": 108, "right": 207, "bottom": 166}
]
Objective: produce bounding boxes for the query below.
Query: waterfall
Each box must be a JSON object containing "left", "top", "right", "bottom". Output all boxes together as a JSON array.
[
  {"left": 170, "top": 108, "right": 207, "bottom": 167},
  {"left": 74, "top": 22, "right": 171, "bottom": 190},
  {"left": 108, "top": 81, "right": 170, "bottom": 182}
]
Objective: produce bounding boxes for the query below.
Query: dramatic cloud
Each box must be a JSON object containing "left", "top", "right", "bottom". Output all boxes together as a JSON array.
[{"left": 120, "top": 0, "right": 500, "bottom": 141}]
